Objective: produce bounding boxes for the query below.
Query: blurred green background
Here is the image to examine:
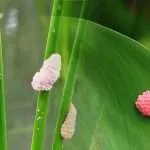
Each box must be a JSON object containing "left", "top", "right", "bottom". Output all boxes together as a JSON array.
[{"left": 0, "top": 0, "right": 150, "bottom": 150}]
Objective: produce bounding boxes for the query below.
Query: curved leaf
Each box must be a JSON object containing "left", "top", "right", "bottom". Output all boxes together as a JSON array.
[{"left": 52, "top": 17, "right": 150, "bottom": 150}]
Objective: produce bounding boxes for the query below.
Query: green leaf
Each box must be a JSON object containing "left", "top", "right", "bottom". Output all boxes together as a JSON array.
[
  {"left": 51, "top": 17, "right": 150, "bottom": 150},
  {"left": 30, "top": 0, "right": 62, "bottom": 148},
  {"left": 51, "top": 1, "right": 87, "bottom": 149},
  {"left": 0, "top": 33, "right": 7, "bottom": 150}
]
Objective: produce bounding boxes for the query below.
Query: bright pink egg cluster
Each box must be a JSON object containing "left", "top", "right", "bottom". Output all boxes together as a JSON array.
[{"left": 135, "top": 90, "right": 150, "bottom": 116}]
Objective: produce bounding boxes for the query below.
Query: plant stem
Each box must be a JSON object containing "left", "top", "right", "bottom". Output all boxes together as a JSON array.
[
  {"left": 60, "top": 16, "right": 69, "bottom": 79},
  {"left": 51, "top": 1, "right": 88, "bottom": 150},
  {"left": 45, "top": 0, "right": 64, "bottom": 58},
  {"left": 31, "top": 92, "right": 51, "bottom": 150},
  {"left": 30, "top": 0, "right": 64, "bottom": 150},
  {"left": 0, "top": 32, "right": 8, "bottom": 150}
]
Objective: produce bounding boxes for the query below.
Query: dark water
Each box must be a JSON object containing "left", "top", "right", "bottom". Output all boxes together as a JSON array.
[{"left": 0, "top": 0, "right": 49, "bottom": 150}]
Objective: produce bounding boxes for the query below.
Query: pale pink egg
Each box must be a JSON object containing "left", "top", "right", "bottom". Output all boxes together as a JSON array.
[
  {"left": 31, "top": 53, "right": 61, "bottom": 91},
  {"left": 61, "top": 103, "right": 77, "bottom": 140}
]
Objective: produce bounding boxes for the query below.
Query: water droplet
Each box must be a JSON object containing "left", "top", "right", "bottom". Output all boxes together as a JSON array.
[
  {"left": 37, "top": 116, "right": 41, "bottom": 120},
  {"left": 37, "top": 108, "right": 40, "bottom": 113},
  {"left": 37, "top": 128, "right": 39, "bottom": 131}
]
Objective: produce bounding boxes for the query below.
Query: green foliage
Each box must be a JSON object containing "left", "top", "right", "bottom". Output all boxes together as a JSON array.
[
  {"left": 30, "top": 0, "right": 150, "bottom": 149},
  {"left": 30, "top": 0, "right": 62, "bottom": 149},
  {"left": 49, "top": 17, "right": 150, "bottom": 150},
  {"left": 0, "top": 33, "right": 7, "bottom": 150},
  {"left": 51, "top": 1, "right": 87, "bottom": 150}
]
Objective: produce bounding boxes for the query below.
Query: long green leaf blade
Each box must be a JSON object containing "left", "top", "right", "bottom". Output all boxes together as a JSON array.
[
  {"left": 50, "top": 17, "right": 150, "bottom": 150},
  {"left": 0, "top": 32, "right": 7, "bottom": 150},
  {"left": 30, "top": 0, "right": 63, "bottom": 150},
  {"left": 51, "top": 1, "right": 88, "bottom": 150}
]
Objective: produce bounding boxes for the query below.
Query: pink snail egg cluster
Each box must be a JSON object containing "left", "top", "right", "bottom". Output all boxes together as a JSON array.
[
  {"left": 61, "top": 103, "right": 77, "bottom": 140},
  {"left": 135, "top": 90, "right": 150, "bottom": 116},
  {"left": 31, "top": 53, "right": 61, "bottom": 91}
]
